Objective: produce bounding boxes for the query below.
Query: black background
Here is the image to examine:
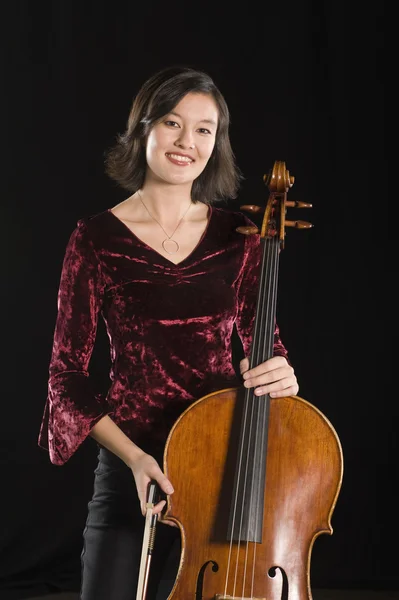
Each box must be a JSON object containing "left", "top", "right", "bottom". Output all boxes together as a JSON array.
[{"left": 1, "top": 1, "right": 391, "bottom": 598}]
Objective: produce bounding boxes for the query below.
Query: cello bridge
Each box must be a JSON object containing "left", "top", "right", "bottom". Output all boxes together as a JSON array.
[{"left": 215, "top": 596, "right": 265, "bottom": 600}]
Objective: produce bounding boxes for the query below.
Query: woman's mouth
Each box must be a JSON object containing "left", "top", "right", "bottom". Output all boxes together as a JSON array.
[{"left": 165, "top": 153, "right": 194, "bottom": 166}]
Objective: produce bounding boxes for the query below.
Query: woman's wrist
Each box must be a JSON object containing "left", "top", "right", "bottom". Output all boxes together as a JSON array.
[{"left": 123, "top": 443, "right": 145, "bottom": 469}]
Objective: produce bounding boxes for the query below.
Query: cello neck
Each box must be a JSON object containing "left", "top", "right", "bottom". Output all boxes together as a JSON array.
[
  {"left": 227, "top": 235, "right": 280, "bottom": 543},
  {"left": 249, "top": 236, "right": 280, "bottom": 369}
]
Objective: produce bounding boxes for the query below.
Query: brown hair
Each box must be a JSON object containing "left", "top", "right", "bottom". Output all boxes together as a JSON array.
[{"left": 104, "top": 65, "right": 242, "bottom": 203}]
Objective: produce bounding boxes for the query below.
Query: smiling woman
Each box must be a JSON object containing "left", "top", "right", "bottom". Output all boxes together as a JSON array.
[
  {"left": 37, "top": 65, "right": 298, "bottom": 600},
  {"left": 108, "top": 92, "right": 221, "bottom": 263},
  {"left": 145, "top": 93, "right": 218, "bottom": 185}
]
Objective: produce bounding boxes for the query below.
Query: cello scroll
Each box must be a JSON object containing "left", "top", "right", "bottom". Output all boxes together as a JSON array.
[{"left": 238, "top": 160, "right": 313, "bottom": 245}]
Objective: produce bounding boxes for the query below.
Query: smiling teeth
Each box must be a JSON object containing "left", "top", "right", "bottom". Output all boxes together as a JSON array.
[{"left": 167, "top": 153, "right": 193, "bottom": 162}]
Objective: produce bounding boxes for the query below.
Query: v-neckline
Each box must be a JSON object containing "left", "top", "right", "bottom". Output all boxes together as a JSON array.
[{"left": 107, "top": 205, "right": 213, "bottom": 267}]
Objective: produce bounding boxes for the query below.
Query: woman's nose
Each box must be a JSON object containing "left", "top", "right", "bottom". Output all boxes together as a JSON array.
[{"left": 175, "top": 129, "right": 195, "bottom": 150}]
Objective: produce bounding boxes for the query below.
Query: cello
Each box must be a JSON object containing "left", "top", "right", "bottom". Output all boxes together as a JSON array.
[{"left": 149, "top": 161, "right": 343, "bottom": 599}]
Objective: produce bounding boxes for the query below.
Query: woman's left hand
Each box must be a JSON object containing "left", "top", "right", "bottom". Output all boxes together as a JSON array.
[{"left": 240, "top": 355, "right": 299, "bottom": 398}]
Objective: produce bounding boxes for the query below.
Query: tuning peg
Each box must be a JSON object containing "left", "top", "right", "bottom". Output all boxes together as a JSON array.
[
  {"left": 236, "top": 225, "right": 260, "bottom": 235},
  {"left": 286, "top": 201, "right": 312, "bottom": 209},
  {"left": 239, "top": 205, "right": 265, "bottom": 214},
  {"left": 285, "top": 220, "right": 313, "bottom": 229}
]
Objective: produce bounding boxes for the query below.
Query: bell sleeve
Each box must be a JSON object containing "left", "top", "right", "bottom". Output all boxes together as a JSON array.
[
  {"left": 235, "top": 218, "right": 289, "bottom": 362},
  {"left": 38, "top": 220, "right": 110, "bottom": 465}
]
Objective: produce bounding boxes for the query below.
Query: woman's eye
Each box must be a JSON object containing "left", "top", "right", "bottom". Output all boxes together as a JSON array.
[
  {"left": 198, "top": 128, "right": 212, "bottom": 135},
  {"left": 165, "top": 120, "right": 179, "bottom": 127}
]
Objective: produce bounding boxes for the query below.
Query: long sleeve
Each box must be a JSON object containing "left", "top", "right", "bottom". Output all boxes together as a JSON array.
[
  {"left": 38, "top": 220, "right": 110, "bottom": 465},
  {"left": 235, "top": 220, "right": 289, "bottom": 362}
]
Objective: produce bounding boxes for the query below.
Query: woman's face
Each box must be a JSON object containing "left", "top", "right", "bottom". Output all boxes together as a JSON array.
[{"left": 145, "top": 92, "right": 218, "bottom": 187}]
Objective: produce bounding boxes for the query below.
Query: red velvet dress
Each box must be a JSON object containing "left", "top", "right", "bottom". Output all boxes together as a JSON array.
[{"left": 38, "top": 206, "right": 289, "bottom": 466}]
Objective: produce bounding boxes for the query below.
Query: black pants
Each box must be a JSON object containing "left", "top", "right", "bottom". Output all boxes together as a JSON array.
[{"left": 80, "top": 447, "right": 180, "bottom": 600}]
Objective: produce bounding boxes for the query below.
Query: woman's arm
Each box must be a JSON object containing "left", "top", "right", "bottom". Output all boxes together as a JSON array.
[{"left": 90, "top": 415, "right": 175, "bottom": 520}]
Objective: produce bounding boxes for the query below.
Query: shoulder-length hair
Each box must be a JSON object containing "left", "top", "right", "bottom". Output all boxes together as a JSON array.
[{"left": 104, "top": 65, "right": 242, "bottom": 203}]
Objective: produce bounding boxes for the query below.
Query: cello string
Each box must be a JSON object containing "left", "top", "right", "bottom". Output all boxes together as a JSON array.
[
  {"left": 239, "top": 379, "right": 269, "bottom": 597},
  {"left": 225, "top": 379, "right": 261, "bottom": 596},
  {"left": 225, "top": 231, "right": 280, "bottom": 598},
  {"left": 251, "top": 540, "right": 257, "bottom": 600},
  {"left": 232, "top": 252, "right": 271, "bottom": 598},
  {"left": 246, "top": 236, "right": 272, "bottom": 597},
  {"left": 223, "top": 393, "right": 248, "bottom": 598},
  {"left": 224, "top": 233, "right": 269, "bottom": 598},
  {"left": 250, "top": 235, "right": 279, "bottom": 597},
  {"left": 232, "top": 386, "right": 255, "bottom": 599},
  {"left": 241, "top": 538, "right": 250, "bottom": 600},
  {"left": 243, "top": 235, "right": 275, "bottom": 598}
]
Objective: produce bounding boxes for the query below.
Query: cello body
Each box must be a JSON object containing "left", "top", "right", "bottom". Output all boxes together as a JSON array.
[
  {"left": 159, "top": 162, "right": 343, "bottom": 600},
  {"left": 163, "top": 388, "right": 343, "bottom": 600}
]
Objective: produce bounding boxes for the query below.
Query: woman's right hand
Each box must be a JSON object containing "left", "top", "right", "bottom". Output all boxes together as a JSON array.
[{"left": 129, "top": 451, "right": 176, "bottom": 526}]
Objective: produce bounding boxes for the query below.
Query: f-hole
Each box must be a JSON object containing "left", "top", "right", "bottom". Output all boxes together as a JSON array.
[
  {"left": 269, "top": 565, "right": 289, "bottom": 599},
  {"left": 195, "top": 560, "right": 219, "bottom": 600}
]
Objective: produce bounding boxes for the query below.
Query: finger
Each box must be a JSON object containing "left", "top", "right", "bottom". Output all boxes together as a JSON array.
[
  {"left": 144, "top": 461, "right": 174, "bottom": 496},
  {"left": 159, "top": 518, "right": 179, "bottom": 528},
  {"left": 140, "top": 497, "right": 167, "bottom": 518},
  {"left": 242, "top": 356, "right": 287, "bottom": 380},
  {"left": 253, "top": 379, "right": 298, "bottom": 397},
  {"left": 244, "top": 366, "right": 293, "bottom": 388},
  {"left": 153, "top": 473, "right": 174, "bottom": 496},
  {"left": 269, "top": 384, "right": 299, "bottom": 398},
  {"left": 152, "top": 500, "right": 167, "bottom": 515},
  {"left": 138, "top": 480, "right": 173, "bottom": 515},
  {"left": 157, "top": 503, "right": 179, "bottom": 528}
]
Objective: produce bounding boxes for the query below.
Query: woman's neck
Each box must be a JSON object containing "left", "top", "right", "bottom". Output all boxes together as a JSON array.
[{"left": 137, "top": 181, "right": 195, "bottom": 222}]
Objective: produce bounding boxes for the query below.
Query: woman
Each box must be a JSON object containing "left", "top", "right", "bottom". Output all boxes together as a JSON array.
[{"left": 38, "top": 65, "right": 298, "bottom": 599}]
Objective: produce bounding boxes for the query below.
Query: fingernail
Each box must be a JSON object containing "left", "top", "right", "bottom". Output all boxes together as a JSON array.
[
  {"left": 244, "top": 380, "right": 252, "bottom": 388},
  {"left": 166, "top": 486, "right": 174, "bottom": 494}
]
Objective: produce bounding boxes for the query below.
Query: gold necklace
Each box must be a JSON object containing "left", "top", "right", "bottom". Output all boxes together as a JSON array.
[{"left": 137, "top": 191, "right": 193, "bottom": 255}]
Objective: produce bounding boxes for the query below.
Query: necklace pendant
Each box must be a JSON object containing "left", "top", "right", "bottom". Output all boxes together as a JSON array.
[{"left": 162, "top": 238, "right": 179, "bottom": 254}]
